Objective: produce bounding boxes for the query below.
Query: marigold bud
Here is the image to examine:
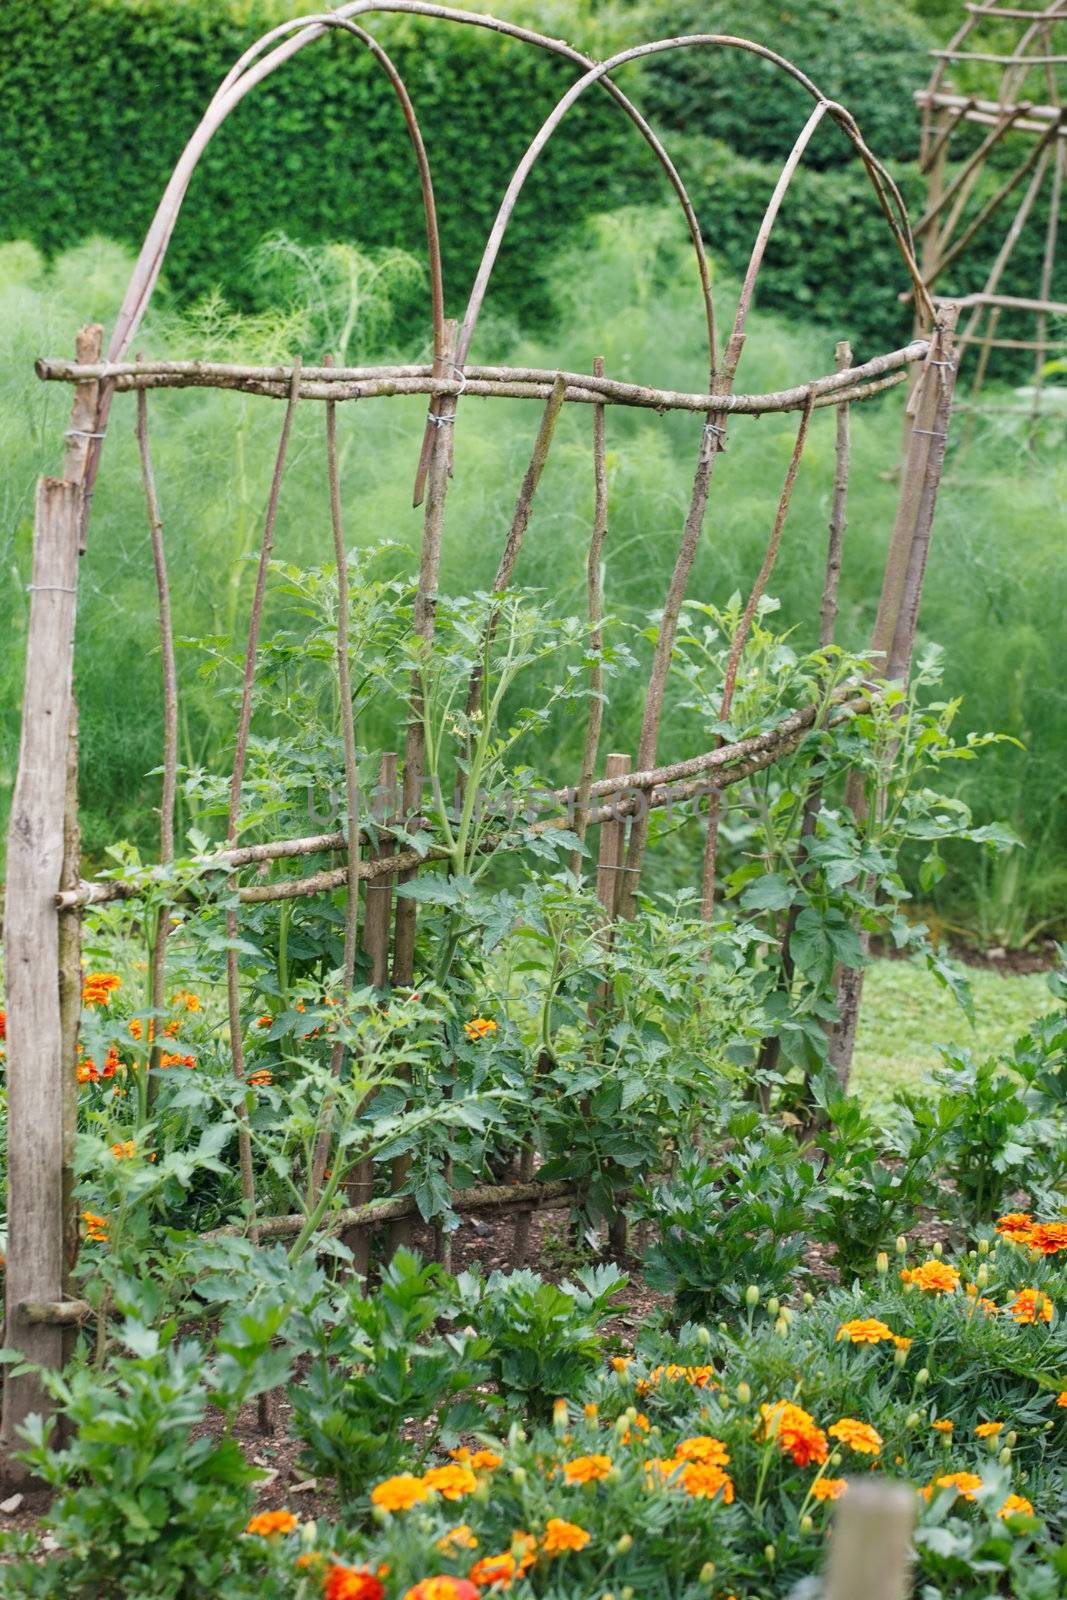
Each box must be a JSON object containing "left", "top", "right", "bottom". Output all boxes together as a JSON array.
[
  {"left": 800, "top": 1515, "right": 814, "bottom": 1534},
  {"left": 699, "top": 1563, "right": 715, "bottom": 1584},
  {"left": 745, "top": 1285, "right": 760, "bottom": 1307},
  {"left": 764, "top": 1544, "right": 776, "bottom": 1564},
  {"left": 774, "top": 1316, "right": 788, "bottom": 1337},
  {"left": 894, "top": 1345, "right": 909, "bottom": 1368},
  {"left": 876, "top": 1251, "right": 889, "bottom": 1276},
  {"left": 553, "top": 1399, "right": 569, "bottom": 1434},
  {"left": 978, "top": 1237, "right": 989, "bottom": 1256},
  {"left": 766, "top": 1297, "right": 780, "bottom": 1318},
  {"left": 510, "top": 1467, "right": 526, "bottom": 1486},
  {"left": 717, "top": 1321, "right": 728, "bottom": 1335},
  {"left": 976, "top": 1264, "right": 989, "bottom": 1288},
  {"left": 916, "top": 1368, "right": 930, "bottom": 1387},
  {"left": 736, "top": 1381, "right": 752, "bottom": 1405},
  {"left": 905, "top": 1412, "right": 921, "bottom": 1429},
  {"left": 998, "top": 1447, "right": 1012, "bottom": 1467},
  {"left": 803, "top": 1291, "right": 814, "bottom": 1307},
  {"left": 932, "top": 1241, "right": 943, "bottom": 1258},
  {"left": 1005, "top": 1431, "right": 1017, "bottom": 1448},
  {"left": 896, "top": 1235, "right": 908, "bottom": 1255},
  {"left": 695, "top": 1325, "right": 712, "bottom": 1347},
  {"left": 614, "top": 1534, "right": 633, "bottom": 1555},
  {"left": 621, "top": 1589, "right": 634, "bottom": 1600}
]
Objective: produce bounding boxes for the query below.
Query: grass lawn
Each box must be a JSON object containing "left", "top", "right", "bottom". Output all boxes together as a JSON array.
[{"left": 851, "top": 956, "right": 1052, "bottom": 1109}]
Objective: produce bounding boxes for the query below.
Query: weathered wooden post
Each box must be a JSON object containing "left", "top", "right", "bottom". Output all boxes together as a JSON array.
[
  {"left": 825, "top": 1479, "right": 915, "bottom": 1600},
  {"left": 1, "top": 326, "right": 103, "bottom": 1474}
]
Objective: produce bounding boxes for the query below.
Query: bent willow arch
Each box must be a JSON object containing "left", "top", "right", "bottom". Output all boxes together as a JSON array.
[{"left": 5, "top": 3, "right": 959, "bottom": 1469}]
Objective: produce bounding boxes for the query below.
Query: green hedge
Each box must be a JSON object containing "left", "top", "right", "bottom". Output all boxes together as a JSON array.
[{"left": 1, "top": 0, "right": 1061, "bottom": 364}]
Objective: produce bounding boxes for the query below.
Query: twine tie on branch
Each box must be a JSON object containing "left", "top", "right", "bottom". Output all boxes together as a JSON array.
[
  {"left": 27, "top": 585, "right": 77, "bottom": 594},
  {"left": 64, "top": 429, "right": 106, "bottom": 440}
]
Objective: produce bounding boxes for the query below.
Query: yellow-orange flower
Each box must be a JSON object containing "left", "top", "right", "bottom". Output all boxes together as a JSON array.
[
  {"left": 450, "top": 1447, "right": 502, "bottom": 1471},
  {"left": 1028, "top": 1223, "right": 1067, "bottom": 1256},
  {"left": 995, "top": 1212, "right": 1035, "bottom": 1242},
  {"left": 828, "top": 1418, "right": 882, "bottom": 1456},
  {"left": 900, "top": 1260, "right": 960, "bottom": 1294},
  {"left": 1010, "top": 1288, "right": 1054, "bottom": 1324},
  {"left": 405, "top": 1581, "right": 480, "bottom": 1600},
  {"left": 110, "top": 1139, "right": 136, "bottom": 1160},
  {"left": 423, "top": 1464, "right": 478, "bottom": 1501},
  {"left": 759, "top": 1401, "right": 829, "bottom": 1468},
  {"left": 370, "top": 1473, "right": 431, "bottom": 1512},
  {"left": 469, "top": 1535, "right": 535, "bottom": 1589},
  {"left": 248, "top": 1068, "right": 273, "bottom": 1087},
  {"left": 82, "top": 972, "right": 121, "bottom": 1007},
  {"left": 674, "top": 1435, "right": 730, "bottom": 1467},
  {"left": 245, "top": 1509, "right": 298, "bottom": 1536},
  {"left": 324, "top": 1567, "right": 386, "bottom": 1600},
  {"left": 644, "top": 1456, "right": 683, "bottom": 1487},
  {"left": 931, "top": 1419, "right": 953, "bottom": 1435},
  {"left": 1057, "top": 1392, "right": 1067, "bottom": 1408},
  {"left": 436, "top": 1525, "right": 479, "bottom": 1554},
  {"left": 463, "top": 1017, "right": 497, "bottom": 1042},
  {"left": 975, "top": 1421, "right": 1003, "bottom": 1438},
  {"left": 679, "top": 1462, "right": 735, "bottom": 1502},
  {"left": 81, "top": 1210, "right": 108, "bottom": 1242},
  {"left": 811, "top": 1477, "right": 847, "bottom": 1502},
  {"left": 893, "top": 1335, "right": 913, "bottom": 1351},
  {"left": 610, "top": 1356, "right": 632, "bottom": 1374},
  {"left": 618, "top": 1412, "right": 650, "bottom": 1445},
  {"left": 561, "top": 1453, "right": 612, "bottom": 1484},
  {"left": 999, "top": 1493, "right": 1034, "bottom": 1519},
  {"left": 836, "top": 1318, "right": 893, "bottom": 1345},
  {"left": 172, "top": 989, "right": 201, "bottom": 1012},
  {"left": 541, "top": 1517, "right": 591, "bottom": 1553},
  {"left": 933, "top": 1471, "right": 983, "bottom": 1502}
]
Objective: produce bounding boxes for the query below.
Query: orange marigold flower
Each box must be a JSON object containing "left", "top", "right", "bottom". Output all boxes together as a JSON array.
[
  {"left": 759, "top": 1401, "right": 829, "bottom": 1468},
  {"left": 1010, "top": 1288, "right": 1054, "bottom": 1324},
  {"left": 245, "top": 1509, "right": 298, "bottom": 1537},
  {"left": 423, "top": 1464, "right": 478, "bottom": 1501},
  {"left": 82, "top": 972, "right": 121, "bottom": 1006},
  {"left": 995, "top": 1212, "right": 1035, "bottom": 1242},
  {"left": 619, "top": 1412, "right": 650, "bottom": 1445},
  {"left": 81, "top": 1210, "right": 108, "bottom": 1242},
  {"left": 893, "top": 1335, "right": 913, "bottom": 1351},
  {"left": 610, "top": 1356, "right": 632, "bottom": 1374},
  {"left": 1056, "top": 1392, "right": 1067, "bottom": 1408},
  {"left": 0, "top": 1009, "right": 5, "bottom": 1040},
  {"left": 679, "top": 1462, "right": 735, "bottom": 1502},
  {"left": 1028, "top": 1223, "right": 1067, "bottom": 1256},
  {"left": 158, "top": 1050, "right": 196, "bottom": 1069},
  {"left": 541, "top": 1517, "right": 591, "bottom": 1553},
  {"left": 469, "top": 1536, "right": 535, "bottom": 1589},
  {"left": 436, "top": 1526, "right": 479, "bottom": 1554},
  {"left": 449, "top": 1447, "right": 502, "bottom": 1471},
  {"left": 933, "top": 1471, "right": 983, "bottom": 1502},
  {"left": 370, "top": 1473, "right": 431, "bottom": 1511},
  {"left": 172, "top": 989, "right": 201, "bottom": 1012},
  {"left": 76, "top": 1059, "right": 100, "bottom": 1085},
  {"left": 836, "top": 1318, "right": 894, "bottom": 1345},
  {"left": 812, "top": 1477, "right": 847, "bottom": 1502},
  {"left": 257, "top": 1015, "right": 273, "bottom": 1029},
  {"left": 248, "top": 1068, "right": 273, "bottom": 1088},
  {"left": 975, "top": 1421, "right": 1003, "bottom": 1438},
  {"left": 999, "top": 1493, "right": 1034, "bottom": 1519},
  {"left": 674, "top": 1435, "right": 730, "bottom": 1467},
  {"left": 110, "top": 1139, "right": 136, "bottom": 1160},
  {"left": 324, "top": 1566, "right": 386, "bottom": 1600},
  {"left": 977, "top": 1297, "right": 999, "bottom": 1318},
  {"left": 644, "top": 1456, "right": 683, "bottom": 1487},
  {"left": 901, "top": 1260, "right": 960, "bottom": 1294},
  {"left": 828, "top": 1418, "right": 882, "bottom": 1456},
  {"left": 405, "top": 1581, "right": 480, "bottom": 1600},
  {"left": 931, "top": 1420, "right": 954, "bottom": 1435},
  {"left": 463, "top": 1017, "right": 497, "bottom": 1041},
  {"left": 102, "top": 1045, "right": 120, "bottom": 1079},
  {"left": 561, "top": 1453, "right": 612, "bottom": 1484}
]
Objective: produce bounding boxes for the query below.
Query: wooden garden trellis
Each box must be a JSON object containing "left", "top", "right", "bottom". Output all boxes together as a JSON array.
[
  {"left": 2, "top": 0, "right": 960, "bottom": 1470},
  {"left": 914, "top": 0, "right": 1066, "bottom": 422}
]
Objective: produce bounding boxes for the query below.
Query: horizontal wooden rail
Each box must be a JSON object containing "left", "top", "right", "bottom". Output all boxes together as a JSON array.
[
  {"left": 203, "top": 1177, "right": 582, "bottom": 1242},
  {"left": 914, "top": 87, "right": 1067, "bottom": 136},
  {"left": 36, "top": 345, "right": 928, "bottom": 418},
  {"left": 936, "top": 290, "right": 1067, "bottom": 315},
  {"left": 58, "top": 696, "right": 869, "bottom": 910}
]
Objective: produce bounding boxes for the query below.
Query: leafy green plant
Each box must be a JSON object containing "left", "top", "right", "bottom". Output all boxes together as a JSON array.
[
  {"left": 285, "top": 1249, "right": 488, "bottom": 1502},
  {"left": 633, "top": 1114, "right": 819, "bottom": 1318},
  {"left": 448, "top": 1263, "right": 627, "bottom": 1417},
  {"left": 812, "top": 1090, "right": 954, "bottom": 1278}
]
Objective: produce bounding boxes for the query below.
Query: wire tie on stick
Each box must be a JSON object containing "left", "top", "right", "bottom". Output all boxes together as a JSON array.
[
  {"left": 703, "top": 422, "right": 726, "bottom": 438},
  {"left": 911, "top": 428, "right": 947, "bottom": 438},
  {"left": 452, "top": 365, "right": 468, "bottom": 397},
  {"left": 598, "top": 862, "right": 640, "bottom": 872},
  {"left": 426, "top": 413, "right": 456, "bottom": 426},
  {"left": 65, "top": 428, "right": 106, "bottom": 439},
  {"left": 27, "top": 584, "right": 77, "bottom": 594}
]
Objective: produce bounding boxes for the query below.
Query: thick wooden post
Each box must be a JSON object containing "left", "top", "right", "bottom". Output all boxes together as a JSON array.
[
  {"left": 825, "top": 1480, "right": 915, "bottom": 1600},
  {"left": 2, "top": 478, "right": 82, "bottom": 1468}
]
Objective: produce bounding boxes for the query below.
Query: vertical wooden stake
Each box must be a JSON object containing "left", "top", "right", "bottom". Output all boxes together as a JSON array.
[
  {"left": 1, "top": 479, "right": 82, "bottom": 1472},
  {"left": 344, "top": 754, "right": 398, "bottom": 1275},
  {"left": 596, "top": 754, "right": 632, "bottom": 920},
  {"left": 825, "top": 1480, "right": 915, "bottom": 1600}
]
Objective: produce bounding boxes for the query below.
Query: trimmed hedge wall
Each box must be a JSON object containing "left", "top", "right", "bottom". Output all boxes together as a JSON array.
[{"left": 0, "top": 0, "right": 1062, "bottom": 361}]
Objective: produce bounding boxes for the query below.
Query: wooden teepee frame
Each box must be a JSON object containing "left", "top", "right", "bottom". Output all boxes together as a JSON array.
[
  {"left": 914, "top": 0, "right": 1067, "bottom": 417},
  {"left": 3, "top": 2, "right": 960, "bottom": 1474}
]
